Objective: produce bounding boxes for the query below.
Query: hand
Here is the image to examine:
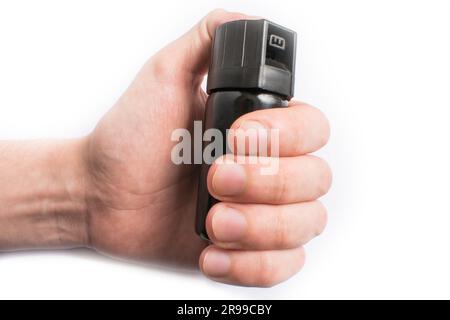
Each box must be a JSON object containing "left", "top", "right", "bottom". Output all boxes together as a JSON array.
[{"left": 85, "top": 9, "right": 331, "bottom": 287}]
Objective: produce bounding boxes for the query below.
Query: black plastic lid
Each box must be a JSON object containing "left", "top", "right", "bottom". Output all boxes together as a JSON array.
[{"left": 207, "top": 19, "right": 297, "bottom": 100}]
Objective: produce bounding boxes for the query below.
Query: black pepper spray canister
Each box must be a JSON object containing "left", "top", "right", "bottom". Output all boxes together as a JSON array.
[{"left": 196, "top": 19, "right": 297, "bottom": 240}]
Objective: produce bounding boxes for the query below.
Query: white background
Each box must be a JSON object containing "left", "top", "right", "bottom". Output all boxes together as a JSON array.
[{"left": 1, "top": 0, "right": 450, "bottom": 299}]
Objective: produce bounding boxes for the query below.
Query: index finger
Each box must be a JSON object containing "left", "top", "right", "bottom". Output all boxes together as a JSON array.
[{"left": 228, "top": 101, "right": 330, "bottom": 157}]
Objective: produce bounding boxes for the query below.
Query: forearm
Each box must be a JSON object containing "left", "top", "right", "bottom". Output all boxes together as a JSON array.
[{"left": 0, "top": 139, "right": 89, "bottom": 251}]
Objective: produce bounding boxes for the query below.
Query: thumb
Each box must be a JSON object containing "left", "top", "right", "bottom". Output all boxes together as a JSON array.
[{"left": 151, "top": 9, "right": 257, "bottom": 84}]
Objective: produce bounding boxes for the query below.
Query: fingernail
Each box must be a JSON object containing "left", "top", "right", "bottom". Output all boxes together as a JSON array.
[
  {"left": 202, "top": 249, "right": 231, "bottom": 277},
  {"left": 212, "top": 161, "right": 246, "bottom": 196},
  {"left": 234, "top": 121, "right": 269, "bottom": 156},
  {"left": 212, "top": 207, "right": 247, "bottom": 242}
]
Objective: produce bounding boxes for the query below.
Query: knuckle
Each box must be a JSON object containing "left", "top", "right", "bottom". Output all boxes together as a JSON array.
[
  {"left": 256, "top": 252, "right": 278, "bottom": 287},
  {"left": 147, "top": 55, "right": 164, "bottom": 76},
  {"left": 207, "top": 8, "right": 228, "bottom": 19},
  {"left": 274, "top": 209, "right": 298, "bottom": 248},
  {"left": 290, "top": 116, "right": 307, "bottom": 155},
  {"left": 293, "top": 104, "right": 331, "bottom": 153},
  {"left": 273, "top": 172, "right": 288, "bottom": 204},
  {"left": 291, "top": 103, "right": 316, "bottom": 150}
]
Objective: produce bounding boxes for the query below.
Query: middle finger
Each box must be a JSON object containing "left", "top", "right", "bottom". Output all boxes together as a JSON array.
[{"left": 207, "top": 154, "right": 332, "bottom": 204}]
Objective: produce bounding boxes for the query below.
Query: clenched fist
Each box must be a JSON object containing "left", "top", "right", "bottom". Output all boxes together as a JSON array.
[{"left": 0, "top": 9, "right": 331, "bottom": 287}]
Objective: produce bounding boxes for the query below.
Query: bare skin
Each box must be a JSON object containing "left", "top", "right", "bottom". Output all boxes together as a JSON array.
[{"left": 0, "top": 9, "right": 331, "bottom": 287}]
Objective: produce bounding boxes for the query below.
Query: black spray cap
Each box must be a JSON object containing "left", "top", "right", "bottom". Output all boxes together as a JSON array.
[{"left": 207, "top": 19, "right": 297, "bottom": 100}]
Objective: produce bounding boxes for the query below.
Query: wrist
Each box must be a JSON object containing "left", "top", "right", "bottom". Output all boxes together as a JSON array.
[
  {"left": 0, "top": 138, "right": 90, "bottom": 251},
  {"left": 48, "top": 138, "right": 90, "bottom": 248}
]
